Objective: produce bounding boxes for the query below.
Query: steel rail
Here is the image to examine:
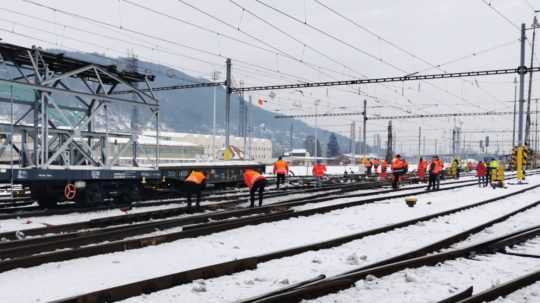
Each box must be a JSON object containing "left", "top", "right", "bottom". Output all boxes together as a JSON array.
[
  {"left": 453, "top": 269, "right": 540, "bottom": 303},
  {"left": 0, "top": 182, "right": 369, "bottom": 240},
  {"left": 0, "top": 177, "right": 373, "bottom": 219},
  {"left": 437, "top": 287, "right": 474, "bottom": 303},
  {"left": 246, "top": 225, "right": 540, "bottom": 303},
  {"left": 46, "top": 183, "right": 540, "bottom": 303},
  {"left": 0, "top": 179, "right": 481, "bottom": 272}
]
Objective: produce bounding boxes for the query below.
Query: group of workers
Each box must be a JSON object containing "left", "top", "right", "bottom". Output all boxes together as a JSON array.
[
  {"left": 475, "top": 158, "right": 505, "bottom": 188},
  {"left": 181, "top": 153, "right": 510, "bottom": 211},
  {"left": 414, "top": 156, "right": 445, "bottom": 190},
  {"left": 183, "top": 166, "right": 268, "bottom": 210}
]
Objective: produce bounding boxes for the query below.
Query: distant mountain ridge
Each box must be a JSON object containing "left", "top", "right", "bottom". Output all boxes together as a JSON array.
[{"left": 7, "top": 49, "right": 356, "bottom": 157}]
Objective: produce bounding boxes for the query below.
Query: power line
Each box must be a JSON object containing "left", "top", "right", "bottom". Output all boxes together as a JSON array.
[
  {"left": 174, "top": 0, "right": 365, "bottom": 80},
  {"left": 312, "top": 0, "right": 510, "bottom": 106},
  {"left": 0, "top": 18, "right": 214, "bottom": 83},
  {"left": 255, "top": 0, "right": 408, "bottom": 73},
  {"left": 19, "top": 0, "right": 351, "bottom": 92},
  {"left": 0, "top": 8, "right": 224, "bottom": 72},
  {"left": 254, "top": 0, "right": 496, "bottom": 112},
  {"left": 275, "top": 110, "right": 540, "bottom": 120},
  {"left": 235, "top": 66, "right": 536, "bottom": 92},
  {"left": 227, "top": 0, "right": 356, "bottom": 77},
  {"left": 480, "top": 0, "right": 521, "bottom": 30}
]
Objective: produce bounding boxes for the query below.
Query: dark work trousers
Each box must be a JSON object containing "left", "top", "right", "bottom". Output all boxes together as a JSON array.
[
  {"left": 250, "top": 179, "right": 266, "bottom": 207},
  {"left": 185, "top": 181, "right": 205, "bottom": 209},
  {"left": 486, "top": 168, "right": 492, "bottom": 185},
  {"left": 392, "top": 171, "right": 403, "bottom": 189},
  {"left": 276, "top": 173, "right": 286, "bottom": 189},
  {"left": 367, "top": 166, "right": 372, "bottom": 176},
  {"left": 427, "top": 173, "right": 440, "bottom": 190}
]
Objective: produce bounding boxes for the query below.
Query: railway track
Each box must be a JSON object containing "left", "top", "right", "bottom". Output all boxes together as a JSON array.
[
  {"left": 28, "top": 177, "right": 540, "bottom": 302},
  {"left": 0, "top": 175, "right": 479, "bottom": 239},
  {"left": 0, "top": 176, "right": 486, "bottom": 273},
  {"left": 0, "top": 180, "right": 380, "bottom": 240},
  {"left": 0, "top": 178, "right": 381, "bottom": 219},
  {"left": 232, "top": 210, "right": 540, "bottom": 302}
]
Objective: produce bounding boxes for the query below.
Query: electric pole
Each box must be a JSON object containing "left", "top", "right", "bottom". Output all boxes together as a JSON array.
[
  {"left": 418, "top": 126, "right": 422, "bottom": 161},
  {"left": 512, "top": 77, "right": 517, "bottom": 148},
  {"left": 225, "top": 58, "right": 232, "bottom": 151},
  {"left": 525, "top": 17, "right": 538, "bottom": 146},
  {"left": 351, "top": 121, "right": 356, "bottom": 164},
  {"left": 362, "top": 99, "right": 367, "bottom": 156},
  {"left": 518, "top": 23, "right": 527, "bottom": 146},
  {"left": 385, "top": 120, "right": 393, "bottom": 162}
]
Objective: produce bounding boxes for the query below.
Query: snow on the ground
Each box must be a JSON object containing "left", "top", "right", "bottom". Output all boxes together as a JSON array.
[
  {"left": 305, "top": 253, "right": 540, "bottom": 303},
  {"left": 0, "top": 175, "right": 475, "bottom": 234},
  {"left": 0, "top": 188, "right": 338, "bottom": 234},
  {"left": 452, "top": 192, "right": 540, "bottom": 250},
  {"left": 493, "top": 280, "right": 540, "bottom": 303},
  {"left": 116, "top": 187, "right": 540, "bottom": 303},
  {"left": 1, "top": 176, "right": 539, "bottom": 302},
  {"left": 0, "top": 203, "right": 186, "bottom": 234}
]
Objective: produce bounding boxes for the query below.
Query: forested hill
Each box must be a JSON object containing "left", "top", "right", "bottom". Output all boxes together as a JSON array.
[{"left": 25, "top": 50, "right": 355, "bottom": 156}]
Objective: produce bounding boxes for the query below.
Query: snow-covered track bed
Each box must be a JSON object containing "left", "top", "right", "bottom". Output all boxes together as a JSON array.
[
  {"left": 239, "top": 228, "right": 540, "bottom": 303},
  {"left": 0, "top": 183, "right": 310, "bottom": 220},
  {"left": 0, "top": 181, "right": 364, "bottom": 234},
  {"left": 0, "top": 178, "right": 481, "bottom": 273},
  {"left": 40, "top": 180, "right": 540, "bottom": 303},
  {"left": 0, "top": 177, "right": 475, "bottom": 243}
]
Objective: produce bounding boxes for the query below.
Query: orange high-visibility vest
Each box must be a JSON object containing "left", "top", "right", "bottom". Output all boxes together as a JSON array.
[
  {"left": 273, "top": 160, "right": 289, "bottom": 175},
  {"left": 185, "top": 171, "right": 206, "bottom": 184},
  {"left": 391, "top": 158, "right": 405, "bottom": 171},
  {"left": 244, "top": 169, "right": 265, "bottom": 189}
]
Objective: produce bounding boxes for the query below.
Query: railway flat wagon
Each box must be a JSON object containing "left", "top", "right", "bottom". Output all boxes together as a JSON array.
[
  {"left": 159, "top": 160, "right": 266, "bottom": 188},
  {"left": 0, "top": 42, "right": 161, "bottom": 207}
]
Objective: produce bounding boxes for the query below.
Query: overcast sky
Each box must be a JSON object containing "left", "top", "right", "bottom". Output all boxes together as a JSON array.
[{"left": 0, "top": 0, "right": 539, "bottom": 155}]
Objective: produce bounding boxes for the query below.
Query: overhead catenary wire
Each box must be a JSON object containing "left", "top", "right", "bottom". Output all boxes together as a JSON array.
[
  {"left": 19, "top": 0, "right": 358, "bottom": 92},
  {"left": 254, "top": 0, "right": 493, "bottom": 112},
  {"left": 312, "top": 0, "right": 509, "bottom": 105}
]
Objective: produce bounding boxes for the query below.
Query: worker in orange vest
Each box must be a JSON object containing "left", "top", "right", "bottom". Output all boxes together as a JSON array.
[
  {"left": 427, "top": 155, "right": 444, "bottom": 191},
  {"left": 417, "top": 157, "right": 427, "bottom": 182},
  {"left": 312, "top": 160, "right": 327, "bottom": 187},
  {"left": 184, "top": 170, "right": 207, "bottom": 209},
  {"left": 273, "top": 156, "right": 289, "bottom": 190},
  {"left": 244, "top": 169, "right": 267, "bottom": 207},
  {"left": 380, "top": 159, "right": 388, "bottom": 181},
  {"left": 372, "top": 158, "right": 380, "bottom": 174},
  {"left": 391, "top": 154, "right": 407, "bottom": 189}
]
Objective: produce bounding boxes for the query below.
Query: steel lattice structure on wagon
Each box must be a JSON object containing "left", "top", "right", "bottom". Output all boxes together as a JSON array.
[{"left": 0, "top": 42, "right": 160, "bottom": 170}]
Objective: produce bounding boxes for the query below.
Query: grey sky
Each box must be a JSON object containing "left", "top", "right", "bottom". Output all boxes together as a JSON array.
[{"left": 0, "top": 0, "right": 538, "bottom": 155}]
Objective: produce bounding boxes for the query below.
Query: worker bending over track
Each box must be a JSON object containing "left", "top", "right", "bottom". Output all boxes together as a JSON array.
[
  {"left": 184, "top": 170, "right": 207, "bottom": 209},
  {"left": 244, "top": 168, "right": 267, "bottom": 207},
  {"left": 273, "top": 156, "right": 289, "bottom": 190}
]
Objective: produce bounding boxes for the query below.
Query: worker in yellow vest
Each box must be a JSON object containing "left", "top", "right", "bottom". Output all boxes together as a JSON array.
[
  {"left": 488, "top": 159, "right": 498, "bottom": 188},
  {"left": 492, "top": 161, "right": 506, "bottom": 189}
]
